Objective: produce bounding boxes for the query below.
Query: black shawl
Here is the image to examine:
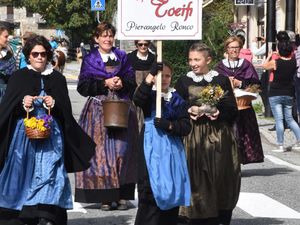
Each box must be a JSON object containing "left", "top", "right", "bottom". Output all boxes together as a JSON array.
[{"left": 0, "top": 67, "right": 95, "bottom": 173}]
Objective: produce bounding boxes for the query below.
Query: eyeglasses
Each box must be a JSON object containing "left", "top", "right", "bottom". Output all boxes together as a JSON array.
[
  {"left": 137, "top": 43, "right": 149, "bottom": 47},
  {"left": 30, "top": 51, "right": 47, "bottom": 58},
  {"left": 227, "top": 46, "right": 240, "bottom": 50}
]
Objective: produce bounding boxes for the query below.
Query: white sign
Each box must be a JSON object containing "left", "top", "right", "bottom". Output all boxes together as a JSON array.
[
  {"left": 235, "top": 0, "right": 255, "bottom": 5},
  {"left": 117, "top": 0, "right": 202, "bottom": 40}
]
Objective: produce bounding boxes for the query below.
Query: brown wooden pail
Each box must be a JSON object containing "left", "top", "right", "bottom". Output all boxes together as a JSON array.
[{"left": 102, "top": 99, "right": 130, "bottom": 128}]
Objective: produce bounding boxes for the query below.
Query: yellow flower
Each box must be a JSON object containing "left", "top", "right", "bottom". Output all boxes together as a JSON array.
[
  {"left": 24, "top": 116, "right": 51, "bottom": 132},
  {"left": 194, "top": 84, "right": 227, "bottom": 106}
]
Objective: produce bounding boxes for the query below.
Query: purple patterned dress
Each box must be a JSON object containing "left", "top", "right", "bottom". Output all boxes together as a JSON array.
[
  {"left": 74, "top": 47, "right": 138, "bottom": 203},
  {"left": 216, "top": 58, "right": 264, "bottom": 164}
]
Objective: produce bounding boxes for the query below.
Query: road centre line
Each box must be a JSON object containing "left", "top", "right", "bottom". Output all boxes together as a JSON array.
[
  {"left": 265, "top": 154, "right": 300, "bottom": 171},
  {"left": 237, "top": 192, "right": 300, "bottom": 219}
]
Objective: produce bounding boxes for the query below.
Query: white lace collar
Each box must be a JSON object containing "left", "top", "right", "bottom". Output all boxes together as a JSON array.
[
  {"left": 222, "top": 58, "right": 244, "bottom": 68},
  {"left": 136, "top": 51, "right": 148, "bottom": 61},
  {"left": 186, "top": 70, "right": 219, "bottom": 83},
  {"left": 27, "top": 64, "right": 54, "bottom": 75},
  {"left": 0, "top": 48, "right": 8, "bottom": 58},
  {"left": 99, "top": 51, "right": 117, "bottom": 63},
  {"left": 152, "top": 86, "right": 176, "bottom": 102}
]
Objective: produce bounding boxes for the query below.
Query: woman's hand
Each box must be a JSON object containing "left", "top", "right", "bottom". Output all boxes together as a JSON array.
[
  {"left": 43, "top": 96, "right": 55, "bottom": 108},
  {"left": 105, "top": 77, "right": 123, "bottom": 90},
  {"left": 23, "top": 95, "right": 36, "bottom": 108},
  {"left": 206, "top": 110, "right": 220, "bottom": 121},
  {"left": 112, "top": 76, "right": 123, "bottom": 90},
  {"left": 145, "top": 74, "right": 155, "bottom": 85},
  {"left": 229, "top": 77, "right": 242, "bottom": 88},
  {"left": 188, "top": 106, "right": 205, "bottom": 120}
]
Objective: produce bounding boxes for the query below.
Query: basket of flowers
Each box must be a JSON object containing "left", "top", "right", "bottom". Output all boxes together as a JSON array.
[
  {"left": 188, "top": 84, "right": 227, "bottom": 118},
  {"left": 234, "top": 84, "right": 261, "bottom": 110},
  {"left": 24, "top": 109, "right": 53, "bottom": 139}
]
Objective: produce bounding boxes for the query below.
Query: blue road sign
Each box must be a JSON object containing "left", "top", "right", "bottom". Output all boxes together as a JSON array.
[{"left": 91, "top": 0, "right": 105, "bottom": 11}]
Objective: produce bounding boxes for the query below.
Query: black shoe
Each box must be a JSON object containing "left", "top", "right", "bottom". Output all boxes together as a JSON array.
[
  {"left": 268, "top": 125, "right": 276, "bottom": 131},
  {"left": 38, "top": 218, "right": 54, "bottom": 225}
]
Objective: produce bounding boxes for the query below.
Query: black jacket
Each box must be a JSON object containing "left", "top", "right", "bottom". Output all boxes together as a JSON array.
[{"left": 0, "top": 67, "right": 95, "bottom": 173}]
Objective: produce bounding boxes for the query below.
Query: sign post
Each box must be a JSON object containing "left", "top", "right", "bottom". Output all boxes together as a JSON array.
[
  {"left": 117, "top": 0, "right": 203, "bottom": 117},
  {"left": 91, "top": 0, "right": 105, "bottom": 23},
  {"left": 91, "top": 0, "right": 105, "bottom": 11}
]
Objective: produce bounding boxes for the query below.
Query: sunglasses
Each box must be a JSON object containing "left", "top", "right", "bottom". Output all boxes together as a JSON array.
[
  {"left": 137, "top": 43, "right": 149, "bottom": 47},
  {"left": 30, "top": 51, "right": 47, "bottom": 58}
]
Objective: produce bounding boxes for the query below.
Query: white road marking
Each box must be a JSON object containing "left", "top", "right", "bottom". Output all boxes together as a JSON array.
[
  {"left": 67, "top": 196, "right": 87, "bottom": 214},
  {"left": 237, "top": 192, "right": 300, "bottom": 219},
  {"left": 265, "top": 154, "right": 300, "bottom": 171},
  {"left": 67, "top": 84, "right": 77, "bottom": 90}
]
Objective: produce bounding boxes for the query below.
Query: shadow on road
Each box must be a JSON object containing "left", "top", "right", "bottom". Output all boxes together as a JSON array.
[
  {"left": 241, "top": 167, "right": 294, "bottom": 177},
  {"left": 69, "top": 215, "right": 134, "bottom": 225},
  {"left": 232, "top": 217, "right": 286, "bottom": 225}
]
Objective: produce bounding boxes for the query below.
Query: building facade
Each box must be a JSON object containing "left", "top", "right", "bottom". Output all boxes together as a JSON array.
[
  {"left": 0, "top": 6, "right": 57, "bottom": 39},
  {"left": 234, "top": 0, "right": 299, "bottom": 58}
]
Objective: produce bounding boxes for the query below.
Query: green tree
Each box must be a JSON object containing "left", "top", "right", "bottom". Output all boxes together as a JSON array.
[
  {"left": 202, "top": 0, "right": 234, "bottom": 66},
  {"left": 9, "top": 0, "right": 117, "bottom": 46},
  {"left": 163, "top": 0, "right": 234, "bottom": 83}
]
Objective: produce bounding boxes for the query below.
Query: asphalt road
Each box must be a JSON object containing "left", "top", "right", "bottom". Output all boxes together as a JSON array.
[{"left": 64, "top": 61, "right": 300, "bottom": 225}]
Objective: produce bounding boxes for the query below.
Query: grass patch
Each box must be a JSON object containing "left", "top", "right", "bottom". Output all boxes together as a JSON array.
[{"left": 252, "top": 102, "right": 263, "bottom": 114}]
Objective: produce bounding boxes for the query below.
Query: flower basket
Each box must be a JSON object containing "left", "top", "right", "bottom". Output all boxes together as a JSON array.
[
  {"left": 24, "top": 108, "right": 52, "bottom": 139},
  {"left": 25, "top": 126, "right": 51, "bottom": 139}
]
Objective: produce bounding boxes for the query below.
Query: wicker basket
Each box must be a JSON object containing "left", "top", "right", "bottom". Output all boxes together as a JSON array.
[
  {"left": 236, "top": 95, "right": 256, "bottom": 110},
  {"left": 25, "top": 107, "right": 51, "bottom": 139}
]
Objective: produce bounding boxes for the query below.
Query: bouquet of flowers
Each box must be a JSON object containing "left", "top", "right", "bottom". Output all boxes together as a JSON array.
[
  {"left": 24, "top": 114, "right": 53, "bottom": 139},
  {"left": 194, "top": 84, "right": 226, "bottom": 106},
  {"left": 189, "top": 84, "right": 226, "bottom": 116}
]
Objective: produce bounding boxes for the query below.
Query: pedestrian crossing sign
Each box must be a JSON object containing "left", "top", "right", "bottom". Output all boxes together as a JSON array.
[{"left": 91, "top": 0, "right": 105, "bottom": 11}]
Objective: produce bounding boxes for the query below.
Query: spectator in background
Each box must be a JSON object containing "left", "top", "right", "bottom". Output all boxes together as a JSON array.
[
  {"left": 49, "top": 35, "right": 58, "bottom": 50},
  {"left": 293, "top": 34, "right": 300, "bottom": 122},
  {"left": 263, "top": 40, "right": 300, "bottom": 152},
  {"left": 251, "top": 36, "right": 266, "bottom": 56},
  {"left": 16, "top": 32, "right": 37, "bottom": 69},
  {"left": 0, "top": 26, "right": 16, "bottom": 103},
  {"left": 80, "top": 42, "right": 88, "bottom": 58},
  {"left": 127, "top": 40, "right": 157, "bottom": 131},
  {"left": 237, "top": 34, "right": 253, "bottom": 63},
  {"left": 52, "top": 39, "right": 67, "bottom": 74}
]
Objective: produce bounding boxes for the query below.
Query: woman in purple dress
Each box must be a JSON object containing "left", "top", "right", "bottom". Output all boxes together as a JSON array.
[
  {"left": 74, "top": 22, "right": 138, "bottom": 211},
  {"left": 216, "top": 36, "right": 264, "bottom": 164}
]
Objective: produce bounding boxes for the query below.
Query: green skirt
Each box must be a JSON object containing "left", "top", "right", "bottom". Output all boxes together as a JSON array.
[{"left": 180, "top": 120, "right": 241, "bottom": 219}]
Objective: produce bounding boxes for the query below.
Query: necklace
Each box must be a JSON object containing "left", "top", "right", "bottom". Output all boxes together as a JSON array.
[{"left": 227, "top": 59, "right": 240, "bottom": 73}]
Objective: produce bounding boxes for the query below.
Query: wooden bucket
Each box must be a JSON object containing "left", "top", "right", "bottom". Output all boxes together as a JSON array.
[{"left": 102, "top": 99, "right": 130, "bottom": 128}]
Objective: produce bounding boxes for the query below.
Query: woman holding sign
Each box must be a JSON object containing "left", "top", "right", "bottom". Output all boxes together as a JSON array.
[{"left": 133, "top": 61, "right": 191, "bottom": 225}]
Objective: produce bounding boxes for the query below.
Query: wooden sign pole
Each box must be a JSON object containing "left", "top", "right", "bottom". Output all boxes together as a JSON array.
[{"left": 156, "top": 40, "right": 162, "bottom": 118}]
